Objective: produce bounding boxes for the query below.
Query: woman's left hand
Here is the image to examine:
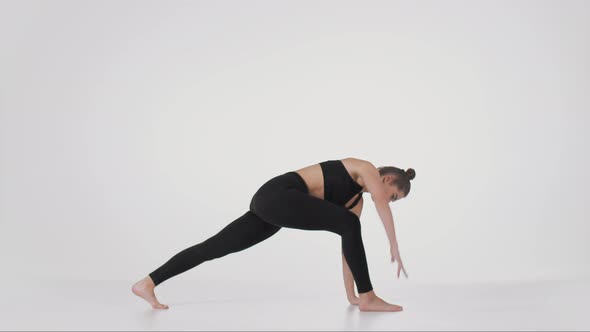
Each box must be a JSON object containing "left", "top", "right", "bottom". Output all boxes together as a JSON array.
[
  {"left": 348, "top": 295, "right": 359, "bottom": 305},
  {"left": 390, "top": 246, "right": 409, "bottom": 279}
]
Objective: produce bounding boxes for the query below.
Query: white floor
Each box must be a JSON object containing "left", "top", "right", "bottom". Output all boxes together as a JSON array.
[{"left": 2, "top": 278, "right": 588, "bottom": 330}]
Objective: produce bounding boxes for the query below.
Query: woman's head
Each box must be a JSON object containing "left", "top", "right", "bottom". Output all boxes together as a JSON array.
[{"left": 377, "top": 166, "right": 415, "bottom": 202}]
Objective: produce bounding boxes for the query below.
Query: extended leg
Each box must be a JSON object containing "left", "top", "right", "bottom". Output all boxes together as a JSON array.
[{"left": 148, "top": 210, "right": 281, "bottom": 286}]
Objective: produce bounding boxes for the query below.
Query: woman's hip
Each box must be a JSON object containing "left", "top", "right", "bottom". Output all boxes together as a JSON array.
[
  {"left": 249, "top": 171, "right": 307, "bottom": 212},
  {"left": 249, "top": 172, "right": 359, "bottom": 232},
  {"left": 253, "top": 171, "right": 307, "bottom": 197}
]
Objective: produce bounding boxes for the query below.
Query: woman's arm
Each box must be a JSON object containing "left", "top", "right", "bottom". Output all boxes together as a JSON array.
[
  {"left": 342, "top": 248, "right": 358, "bottom": 304},
  {"left": 356, "top": 158, "right": 408, "bottom": 278},
  {"left": 342, "top": 195, "right": 364, "bottom": 304},
  {"left": 356, "top": 159, "right": 400, "bottom": 250}
]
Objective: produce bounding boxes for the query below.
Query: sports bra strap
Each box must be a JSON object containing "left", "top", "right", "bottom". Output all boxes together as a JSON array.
[{"left": 346, "top": 192, "right": 363, "bottom": 210}]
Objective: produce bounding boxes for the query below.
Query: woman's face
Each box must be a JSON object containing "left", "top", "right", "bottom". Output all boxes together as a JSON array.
[{"left": 382, "top": 175, "right": 405, "bottom": 203}]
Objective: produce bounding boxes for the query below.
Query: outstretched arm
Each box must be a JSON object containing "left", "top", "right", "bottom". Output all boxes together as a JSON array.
[
  {"left": 356, "top": 158, "right": 408, "bottom": 279},
  {"left": 342, "top": 195, "right": 364, "bottom": 305},
  {"left": 342, "top": 248, "right": 358, "bottom": 304},
  {"left": 356, "top": 160, "right": 400, "bottom": 251}
]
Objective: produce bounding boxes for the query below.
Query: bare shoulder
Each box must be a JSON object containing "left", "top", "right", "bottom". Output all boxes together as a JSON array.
[
  {"left": 341, "top": 157, "right": 380, "bottom": 191},
  {"left": 341, "top": 157, "right": 374, "bottom": 172}
]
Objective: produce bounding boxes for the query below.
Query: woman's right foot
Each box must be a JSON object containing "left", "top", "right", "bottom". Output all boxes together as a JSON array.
[
  {"left": 358, "top": 291, "right": 403, "bottom": 312},
  {"left": 131, "top": 276, "right": 169, "bottom": 309}
]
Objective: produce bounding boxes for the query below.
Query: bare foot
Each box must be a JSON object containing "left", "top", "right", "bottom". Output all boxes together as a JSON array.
[
  {"left": 359, "top": 291, "right": 403, "bottom": 312},
  {"left": 131, "top": 276, "right": 169, "bottom": 309}
]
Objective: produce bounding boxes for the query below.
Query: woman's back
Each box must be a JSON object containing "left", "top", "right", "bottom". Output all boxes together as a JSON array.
[{"left": 294, "top": 158, "right": 365, "bottom": 209}]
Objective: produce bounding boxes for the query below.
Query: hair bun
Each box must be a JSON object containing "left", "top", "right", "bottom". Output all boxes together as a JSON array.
[{"left": 405, "top": 168, "right": 416, "bottom": 180}]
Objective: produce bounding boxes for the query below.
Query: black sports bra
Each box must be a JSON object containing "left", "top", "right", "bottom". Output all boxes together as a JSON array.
[{"left": 319, "top": 160, "right": 364, "bottom": 210}]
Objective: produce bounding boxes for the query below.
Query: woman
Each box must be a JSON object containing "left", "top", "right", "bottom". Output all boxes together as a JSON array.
[{"left": 132, "top": 157, "right": 414, "bottom": 312}]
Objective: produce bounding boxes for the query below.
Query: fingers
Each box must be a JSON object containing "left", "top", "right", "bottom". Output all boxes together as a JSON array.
[
  {"left": 392, "top": 256, "right": 408, "bottom": 279},
  {"left": 394, "top": 262, "right": 408, "bottom": 279}
]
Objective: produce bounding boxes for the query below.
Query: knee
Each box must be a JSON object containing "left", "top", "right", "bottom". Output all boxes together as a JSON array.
[{"left": 341, "top": 213, "right": 362, "bottom": 235}]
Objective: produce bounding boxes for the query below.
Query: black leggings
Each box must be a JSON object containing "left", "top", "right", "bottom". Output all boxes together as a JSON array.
[{"left": 148, "top": 171, "right": 374, "bottom": 293}]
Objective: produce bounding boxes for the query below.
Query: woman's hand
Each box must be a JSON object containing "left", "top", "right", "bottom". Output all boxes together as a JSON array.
[
  {"left": 348, "top": 295, "right": 359, "bottom": 305},
  {"left": 390, "top": 246, "right": 409, "bottom": 279}
]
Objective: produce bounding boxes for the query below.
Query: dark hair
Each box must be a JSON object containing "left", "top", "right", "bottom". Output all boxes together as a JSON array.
[{"left": 377, "top": 166, "right": 416, "bottom": 198}]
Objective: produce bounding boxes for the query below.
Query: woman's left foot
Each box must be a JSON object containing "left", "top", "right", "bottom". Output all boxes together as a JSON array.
[{"left": 131, "top": 276, "right": 169, "bottom": 309}]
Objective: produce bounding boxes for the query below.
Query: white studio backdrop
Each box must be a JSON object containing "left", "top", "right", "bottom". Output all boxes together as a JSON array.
[{"left": 0, "top": 0, "right": 588, "bottom": 288}]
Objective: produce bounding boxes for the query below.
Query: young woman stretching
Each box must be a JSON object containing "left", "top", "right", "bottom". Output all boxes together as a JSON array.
[{"left": 132, "top": 157, "right": 414, "bottom": 312}]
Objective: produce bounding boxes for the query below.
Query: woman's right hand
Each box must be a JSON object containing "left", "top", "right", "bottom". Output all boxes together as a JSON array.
[{"left": 390, "top": 246, "right": 408, "bottom": 279}]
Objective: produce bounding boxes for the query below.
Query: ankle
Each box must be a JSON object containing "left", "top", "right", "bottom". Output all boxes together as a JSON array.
[
  {"left": 144, "top": 276, "right": 156, "bottom": 288},
  {"left": 358, "top": 290, "right": 376, "bottom": 300}
]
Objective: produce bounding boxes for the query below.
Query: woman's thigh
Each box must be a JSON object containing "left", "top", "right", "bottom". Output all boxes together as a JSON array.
[{"left": 251, "top": 187, "right": 360, "bottom": 235}]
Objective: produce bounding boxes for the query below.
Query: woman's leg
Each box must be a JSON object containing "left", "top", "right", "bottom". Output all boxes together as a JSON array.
[
  {"left": 251, "top": 187, "right": 374, "bottom": 294},
  {"left": 148, "top": 210, "right": 282, "bottom": 286}
]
